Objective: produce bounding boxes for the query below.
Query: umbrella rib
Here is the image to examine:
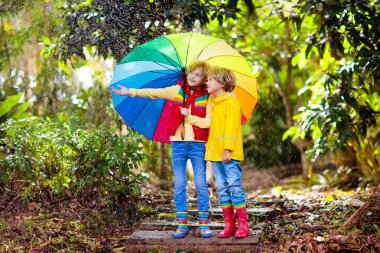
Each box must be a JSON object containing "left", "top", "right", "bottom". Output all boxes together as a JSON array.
[
  {"left": 130, "top": 45, "right": 183, "bottom": 70},
  {"left": 145, "top": 74, "right": 182, "bottom": 83},
  {"left": 143, "top": 40, "right": 184, "bottom": 70},
  {"left": 162, "top": 39, "right": 184, "bottom": 69},
  {"left": 129, "top": 98, "right": 156, "bottom": 129},
  {"left": 149, "top": 78, "right": 179, "bottom": 139},
  {"left": 190, "top": 39, "right": 254, "bottom": 78},
  {"left": 184, "top": 32, "right": 193, "bottom": 68},
  {"left": 127, "top": 74, "right": 180, "bottom": 127},
  {"left": 129, "top": 77, "right": 178, "bottom": 130},
  {"left": 147, "top": 70, "right": 181, "bottom": 75},
  {"left": 156, "top": 52, "right": 183, "bottom": 71},
  {"left": 151, "top": 61, "right": 182, "bottom": 75},
  {"left": 172, "top": 48, "right": 184, "bottom": 69},
  {"left": 193, "top": 52, "right": 257, "bottom": 96},
  {"left": 112, "top": 70, "right": 181, "bottom": 87},
  {"left": 192, "top": 39, "right": 222, "bottom": 62},
  {"left": 195, "top": 54, "right": 257, "bottom": 80}
]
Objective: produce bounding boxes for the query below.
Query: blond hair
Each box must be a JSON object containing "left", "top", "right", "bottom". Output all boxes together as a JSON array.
[
  {"left": 208, "top": 67, "right": 236, "bottom": 92},
  {"left": 186, "top": 61, "right": 210, "bottom": 81}
]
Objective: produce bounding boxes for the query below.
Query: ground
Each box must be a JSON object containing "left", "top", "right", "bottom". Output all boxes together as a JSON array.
[{"left": 0, "top": 167, "right": 379, "bottom": 252}]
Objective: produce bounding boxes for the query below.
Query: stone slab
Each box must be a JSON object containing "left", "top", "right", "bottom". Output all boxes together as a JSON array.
[
  {"left": 157, "top": 207, "right": 275, "bottom": 222},
  {"left": 126, "top": 230, "right": 260, "bottom": 245},
  {"left": 189, "top": 207, "right": 275, "bottom": 216},
  {"left": 250, "top": 200, "right": 285, "bottom": 207},
  {"left": 139, "top": 221, "right": 226, "bottom": 230},
  {"left": 117, "top": 243, "right": 259, "bottom": 253}
]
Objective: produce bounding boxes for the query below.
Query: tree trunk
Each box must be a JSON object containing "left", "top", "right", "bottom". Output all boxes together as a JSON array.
[
  {"left": 1, "top": 17, "right": 15, "bottom": 94},
  {"left": 295, "top": 139, "right": 312, "bottom": 179},
  {"left": 22, "top": 54, "right": 33, "bottom": 104},
  {"left": 337, "top": 146, "right": 357, "bottom": 167},
  {"left": 274, "top": 20, "right": 312, "bottom": 179},
  {"left": 159, "top": 143, "right": 169, "bottom": 190}
]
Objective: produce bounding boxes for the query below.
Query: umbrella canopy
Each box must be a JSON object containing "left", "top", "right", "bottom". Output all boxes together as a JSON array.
[{"left": 110, "top": 32, "right": 258, "bottom": 143}]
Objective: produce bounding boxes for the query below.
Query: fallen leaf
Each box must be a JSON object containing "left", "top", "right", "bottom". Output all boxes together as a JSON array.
[
  {"left": 27, "top": 202, "right": 38, "bottom": 210},
  {"left": 112, "top": 247, "right": 126, "bottom": 252},
  {"left": 315, "top": 236, "right": 325, "bottom": 242}
]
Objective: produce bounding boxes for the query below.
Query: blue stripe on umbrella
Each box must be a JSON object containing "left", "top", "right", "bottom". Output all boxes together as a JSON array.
[
  {"left": 111, "top": 61, "right": 180, "bottom": 85},
  {"left": 116, "top": 97, "right": 165, "bottom": 139},
  {"left": 114, "top": 72, "right": 181, "bottom": 139},
  {"left": 131, "top": 98, "right": 166, "bottom": 139},
  {"left": 111, "top": 70, "right": 181, "bottom": 108}
]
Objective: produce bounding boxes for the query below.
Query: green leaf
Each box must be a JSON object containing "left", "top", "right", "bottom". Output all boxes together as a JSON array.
[
  {"left": 10, "top": 102, "right": 32, "bottom": 119},
  {"left": 57, "top": 60, "right": 72, "bottom": 75},
  {"left": 0, "top": 93, "right": 24, "bottom": 118},
  {"left": 323, "top": 195, "right": 334, "bottom": 203},
  {"left": 41, "top": 36, "right": 51, "bottom": 45}
]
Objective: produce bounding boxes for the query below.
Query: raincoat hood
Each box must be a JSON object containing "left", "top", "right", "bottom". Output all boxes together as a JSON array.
[{"left": 213, "top": 92, "right": 232, "bottom": 104}]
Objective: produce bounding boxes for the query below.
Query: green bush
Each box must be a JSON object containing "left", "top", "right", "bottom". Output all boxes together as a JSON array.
[{"left": 0, "top": 117, "right": 147, "bottom": 206}]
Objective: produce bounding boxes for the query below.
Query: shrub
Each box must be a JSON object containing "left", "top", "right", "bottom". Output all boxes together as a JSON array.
[{"left": 0, "top": 117, "right": 147, "bottom": 210}]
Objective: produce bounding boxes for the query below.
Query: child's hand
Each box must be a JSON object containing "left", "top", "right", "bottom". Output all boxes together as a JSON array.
[
  {"left": 180, "top": 107, "right": 188, "bottom": 116},
  {"left": 111, "top": 85, "right": 130, "bottom": 96},
  {"left": 222, "top": 149, "right": 231, "bottom": 163}
]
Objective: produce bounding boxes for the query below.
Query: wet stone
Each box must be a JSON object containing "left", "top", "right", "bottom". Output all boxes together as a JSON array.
[
  {"left": 189, "top": 207, "right": 276, "bottom": 217},
  {"left": 125, "top": 230, "right": 260, "bottom": 251},
  {"left": 157, "top": 207, "right": 275, "bottom": 222},
  {"left": 129, "top": 204, "right": 265, "bottom": 251},
  {"left": 128, "top": 230, "right": 259, "bottom": 244},
  {"left": 139, "top": 220, "right": 226, "bottom": 230},
  {"left": 249, "top": 199, "right": 285, "bottom": 207}
]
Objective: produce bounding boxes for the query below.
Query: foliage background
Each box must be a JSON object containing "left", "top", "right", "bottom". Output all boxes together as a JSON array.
[{"left": 0, "top": 0, "right": 379, "bottom": 203}]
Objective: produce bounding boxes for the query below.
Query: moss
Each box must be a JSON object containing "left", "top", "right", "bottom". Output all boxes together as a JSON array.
[{"left": 157, "top": 213, "right": 176, "bottom": 220}]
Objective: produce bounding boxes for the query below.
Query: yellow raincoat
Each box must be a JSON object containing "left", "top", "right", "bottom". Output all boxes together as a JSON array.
[{"left": 205, "top": 92, "right": 244, "bottom": 161}]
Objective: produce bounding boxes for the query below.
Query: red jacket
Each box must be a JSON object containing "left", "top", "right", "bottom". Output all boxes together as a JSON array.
[{"left": 167, "top": 77, "right": 209, "bottom": 141}]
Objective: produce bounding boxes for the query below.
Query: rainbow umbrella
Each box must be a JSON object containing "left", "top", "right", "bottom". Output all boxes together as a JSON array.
[{"left": 110, "top": 32, "right": 258, "bottom": 143}]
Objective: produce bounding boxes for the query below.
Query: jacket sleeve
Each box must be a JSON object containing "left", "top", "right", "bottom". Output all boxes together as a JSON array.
[
  {"left": 185, "top": 96, "right": 214, "bottom": 128},
  {"left": 223, "top": 97, "right": 241, "bottom": 151},
  {"left": 129, "top": 86, "right": 180, "bottom": 100}
]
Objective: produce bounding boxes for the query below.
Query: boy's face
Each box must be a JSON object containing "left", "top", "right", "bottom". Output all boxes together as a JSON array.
[
  {"left": 187, "top": 67, "right": 205, "bottom": 87},
  {"left": 206, "top": 77, "right": 224, "bottom": 95}
]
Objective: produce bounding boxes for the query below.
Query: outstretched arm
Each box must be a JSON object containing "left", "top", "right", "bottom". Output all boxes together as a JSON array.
[{"left": 112, "top": 85, "right": 180, "bottom": 100}]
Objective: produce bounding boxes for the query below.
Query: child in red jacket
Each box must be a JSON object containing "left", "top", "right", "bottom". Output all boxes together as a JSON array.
[{"left": 112, "top": 61, "right": 214, "bottom": 238}]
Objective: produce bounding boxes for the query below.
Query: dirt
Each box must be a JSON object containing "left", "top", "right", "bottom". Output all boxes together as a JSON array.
[{"left": 1, "top": 167, "right": 379, "bottom": 252}]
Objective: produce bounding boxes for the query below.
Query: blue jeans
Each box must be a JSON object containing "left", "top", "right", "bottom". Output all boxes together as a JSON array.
[
  {"left": 212, "top": 160, "right": 246, "bottom": 205},
  {"left": 171, "top": 141, "right": 209, "bottom": 212}
]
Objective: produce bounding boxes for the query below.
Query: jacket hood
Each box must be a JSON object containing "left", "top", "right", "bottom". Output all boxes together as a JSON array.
[{"left": 214, "top": 92, "right": 237, "bottom": 104}]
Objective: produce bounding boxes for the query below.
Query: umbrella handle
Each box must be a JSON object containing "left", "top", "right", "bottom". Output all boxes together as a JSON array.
[
  {"left": 180, "top": 72, "right": 186, "bottom": 140},
  {"left": 180, "top": 121, "right": 185, "bottom": 140}
]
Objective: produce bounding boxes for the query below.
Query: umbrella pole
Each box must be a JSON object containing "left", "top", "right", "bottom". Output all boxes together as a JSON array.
[{"left": 180, "top": 73, "right": 186, "bottom": 140}]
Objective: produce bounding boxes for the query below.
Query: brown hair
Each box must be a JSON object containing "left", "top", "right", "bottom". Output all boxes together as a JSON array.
[
  {"left": 207, "top": 67, "right": 236, "bottom": 92},
  {"left": 186, "top": 61, "right": 210, "bottom": 81}
]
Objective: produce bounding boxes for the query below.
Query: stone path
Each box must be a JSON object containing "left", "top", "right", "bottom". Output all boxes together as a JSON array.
[
  {"left": 123, "top": 199, "right": 283, "bottom": 252},
  {"left": 125, "top": 230, "right": 260, "bottom": 252}
]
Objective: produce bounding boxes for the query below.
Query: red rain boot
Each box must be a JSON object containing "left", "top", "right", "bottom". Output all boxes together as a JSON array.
[
  {"left": 218, "top": 206, "right": 237, "bottom": 238},
  {"left": 234, "top": 207, "right": 249, "bottom": 238}
]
